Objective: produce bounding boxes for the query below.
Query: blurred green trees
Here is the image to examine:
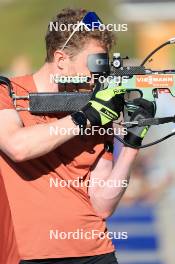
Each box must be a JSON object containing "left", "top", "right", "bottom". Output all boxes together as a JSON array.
[{"left": 0, "top": 0, "right": 136, "bottom": 71}]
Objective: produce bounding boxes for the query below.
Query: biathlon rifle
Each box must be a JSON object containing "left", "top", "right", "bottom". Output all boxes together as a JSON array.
[{"left": 1, "top": 37, "right": 175, "bottom": 148}]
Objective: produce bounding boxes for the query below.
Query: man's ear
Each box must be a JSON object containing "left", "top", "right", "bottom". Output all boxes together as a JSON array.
[{"left": 53, "top": 50, "right": 67, "bottom": 69}]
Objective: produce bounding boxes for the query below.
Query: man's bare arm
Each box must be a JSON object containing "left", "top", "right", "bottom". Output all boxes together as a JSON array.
[
  {"left": 88, "top": 147, "right": 138, "bottom": 219},
  {"left": 0, "top": 109, "right": 77, "bottom": 162}
]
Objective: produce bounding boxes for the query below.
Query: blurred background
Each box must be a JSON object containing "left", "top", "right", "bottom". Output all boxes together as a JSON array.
[{"left": 0, "top": 0, "right": 175, "bottom": 264}]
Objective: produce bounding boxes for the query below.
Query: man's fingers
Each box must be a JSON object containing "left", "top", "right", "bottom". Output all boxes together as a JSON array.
[{"left": 132, "top": 98, "right": 155, "bottom": 116}]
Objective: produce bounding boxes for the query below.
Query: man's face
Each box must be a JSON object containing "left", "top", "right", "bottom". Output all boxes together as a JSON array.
[{"left": 54, "top": 39, "right": 106, "bottom": 90}]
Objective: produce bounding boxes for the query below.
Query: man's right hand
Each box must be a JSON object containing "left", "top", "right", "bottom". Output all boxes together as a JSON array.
[
  {"left": 81, "top": 86, "right": 126, "bottom": 126},
  {"left": 124, "top": 98, "right": 156, "bottom": 148}
]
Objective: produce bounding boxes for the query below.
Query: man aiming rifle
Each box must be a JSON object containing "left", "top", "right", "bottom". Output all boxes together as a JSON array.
[{"left": 0, "top": 8, "right": 155, "bottom": 264}]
